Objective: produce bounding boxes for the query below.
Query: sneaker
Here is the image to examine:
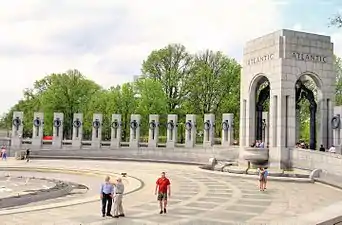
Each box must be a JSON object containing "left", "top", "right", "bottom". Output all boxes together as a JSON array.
[
  {"left": 114, "top": 215, "right": 119, "bottom": 218},
  {"left": 164, "top": 208, "right": 166, "bottom": 213},
  {"left": 119, "top": 214, "right": 125, "bottom": 217},
  {"left": 106, "top": 214, "right": 113, "bottom": 217},
  {"left": 102, "top": 214, "right": 105, "bottom": 217},
  {"left": 159, "top": 210, "right": 163, "bottom": 214}
]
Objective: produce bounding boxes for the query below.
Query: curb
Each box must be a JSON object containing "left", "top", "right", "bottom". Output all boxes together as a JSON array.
[
  {"left": 30, "top": 155, "right": 204, "bottom": 166},
  {"left": 0, "top": 166, "right": 144, "bottom": 215},
  {"left": 196, "top": 167, "right": 312, "bottom": 183}
]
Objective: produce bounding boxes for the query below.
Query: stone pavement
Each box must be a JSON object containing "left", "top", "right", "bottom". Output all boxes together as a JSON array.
[{"left": 0, "top": 159, "right": 341, "bottom": 224}]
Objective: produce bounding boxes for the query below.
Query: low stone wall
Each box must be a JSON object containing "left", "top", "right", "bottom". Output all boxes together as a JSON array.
[
  {"left": 290, "top": 148, "right": 342, "bottom": 187},
  {"left": 28, "top": 147, "right": 239, "bottom": 165}
]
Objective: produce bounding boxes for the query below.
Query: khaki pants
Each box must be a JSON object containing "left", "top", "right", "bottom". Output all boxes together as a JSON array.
[{"left": 113, "top": 194, "right": 124, "bottom": 216}]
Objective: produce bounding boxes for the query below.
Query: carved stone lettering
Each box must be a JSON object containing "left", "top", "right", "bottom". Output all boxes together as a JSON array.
[
  {"left": 292, "top": 52, "right": 327, "bottom": 63},
  {"left": 247, "top": 54, "right": 274, "bottom": 65}
]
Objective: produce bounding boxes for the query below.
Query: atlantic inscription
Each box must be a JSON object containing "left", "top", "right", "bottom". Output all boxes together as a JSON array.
[
  {"left": 292, "top": 52, "right": 327, "bottom": 63},
  {"left": 247, "top": 54, "right": 274, "bottom": 65}
]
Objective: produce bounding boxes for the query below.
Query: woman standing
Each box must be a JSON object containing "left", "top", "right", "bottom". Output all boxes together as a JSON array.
[
  {"left": 258, "top": 167, "right": 265, "bottom": 191},
  {"left": 1, "top": 146, "right": 7, "bottom": 160}
]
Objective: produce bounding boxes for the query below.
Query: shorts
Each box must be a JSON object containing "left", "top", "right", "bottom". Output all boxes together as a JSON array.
[{"left": 157, "top": 192, "right": 167, "bottom": 201}]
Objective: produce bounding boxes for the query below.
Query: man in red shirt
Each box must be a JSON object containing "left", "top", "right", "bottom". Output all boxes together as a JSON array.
[{"left": 155, "top": 172, "right": 171, "bottom": 214}]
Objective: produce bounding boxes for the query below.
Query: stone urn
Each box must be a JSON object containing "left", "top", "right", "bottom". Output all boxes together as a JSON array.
[{"left": 243, "top": 147, "right": 269, "bottom": 165}]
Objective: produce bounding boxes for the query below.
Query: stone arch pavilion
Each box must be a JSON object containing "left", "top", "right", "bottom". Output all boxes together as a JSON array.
[{"left": 239, "top": 29, "right": 335, "bottom": 169}]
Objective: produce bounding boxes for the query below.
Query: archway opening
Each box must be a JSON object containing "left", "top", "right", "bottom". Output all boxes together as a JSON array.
[
  {"left": 295, "top": 74, "right": 321, "bottom": 150},
  {"left": 254, "top": 76, "right": 270, "bottom": 147}
]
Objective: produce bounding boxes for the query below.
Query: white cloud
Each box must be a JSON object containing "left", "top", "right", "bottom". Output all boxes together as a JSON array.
[
  {"left": 292, "top": 23, "right": 303, "bottom": 31},
  {"left": 0, "top": 0, "right": 282, "bottom": 114}
]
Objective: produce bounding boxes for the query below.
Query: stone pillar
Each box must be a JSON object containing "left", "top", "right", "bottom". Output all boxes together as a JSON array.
[
  {"left": 72, "top": 113, "right": 83, "bottom": 149},
  {"left": 31, "top": 112, "right": 44, "bottom": 148},
  {"left": 203, "top": 114, "right": 215, "bottom": 147},
  {"left": 148, "top": 114, "right": 159, "bottom": 148},
  {"left": 262, "top": 112, "right": 269, "bottom": 146},
  {"left": 11, "top": 111, "right": 24, "bottom": 149},
  {"left": 129, "top": 114, "right": 141, "bottom": 148},
  {"left": 52, "top": 113, "right": 64, "bottom": 149},
  {"left": 110, "top": 114, "right": 122, "bottom": 149},
  {"left": 332, "top": 106, "right": 342, "bottom": 147},
  {"left": 328, "top": 99, "right": 334, "bottom": 149},
  {"left": 221, "top": 113, "right": 234, "bottom": 146},
  {"left": 91, "top": 114, "right": 102, "bottom": 149},
  {"left": 166, "top": 114, "right": 178, "bottom": 148},
  {"left": 185, "top": 114, "right": 197, "bottom": 148},
  {"left": 295, "top": 108, "right": 300, "bottom": 143}
]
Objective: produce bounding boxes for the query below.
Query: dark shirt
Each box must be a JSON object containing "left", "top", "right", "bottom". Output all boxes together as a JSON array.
[
  {"left": 319, "top": 147, "right": 325, "bottom": 152},
  {"left": 26, "top": 149, "right": 30, "bottom": 155}
]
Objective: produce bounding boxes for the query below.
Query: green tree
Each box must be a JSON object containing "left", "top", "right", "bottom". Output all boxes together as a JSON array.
[
  {"left": 185, "top": 50, "right": 241, "bottom": 139},
  {"left": 335, "top": 57, "right": 342, "bottom": 105},
  {"left": 83, "top": 90, "right": 111, "bottom": 140},
  {"left": 135, "top": 78, "right": 168, "bottom": 138},
  {"left": 141, "top": 44, "right": 193, "bottom": 113},
  {"left": 186, "top": 50, "right": 240, "bottom": 114},
  {"left": 329, "top": 14, "right": 342, "bottom": 28},
  {"left": 117, "top": 83, "right": 138, "bottom": 141}
]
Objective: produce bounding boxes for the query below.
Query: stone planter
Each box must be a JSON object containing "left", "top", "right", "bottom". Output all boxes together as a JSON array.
[{"left": 243, "top": 147, "right": 269, "bottom": 165}]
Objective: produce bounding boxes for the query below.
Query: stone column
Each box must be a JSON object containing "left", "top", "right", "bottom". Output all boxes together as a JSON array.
[
  {"left": 262, "top": 112, "right": 269, "bottom": 146},
  {"left": 328, "top": 99, "right": 334, "bottom": 148},
  {"left": 203, "top": 114, "right": 215, "bottom": 147},
  {"left": 295, "top": 108, "right": 300, "bottom": 143},
  {"left": 72, "top": 113, "right": 83, "bottom": 149},
  {"left": 52, "top": 112, "right": 64, "bottom": 149},
  {"left": 31, "top": 112, "right": 44, "bottom": 148},
  {"left": 148, "top": 114, "right": 159, "bottom": 148},
  {"left": 110, "top": 114, "right": 122, "bottom": 149},
  {"left": 11, "top": 111, "right": 23, "bottom": 149},
  {"left": 185, "top": 114, "right": 197, "bottom": 148},
  {"left": 239, "top": 100, "right": 247, "bottom": 147},
  {"left": 166, "top": 114, "right": 178, "bottom": 148},
  {"left": 222, "top": 113, "right": 234, "bottom": 147},
  {"left": 129, "top": 114, "right": 141, "bottom": 148},
  {"left": 91, "top": 114, "right": 102, "bottom": 149},
  {"left": 332, "top": 106, "right": 342, "bottom": 147}
]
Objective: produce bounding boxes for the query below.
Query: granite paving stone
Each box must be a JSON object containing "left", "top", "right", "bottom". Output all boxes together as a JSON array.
[{"left": 0, "top": 159, "right": 341, "bottom": 224}]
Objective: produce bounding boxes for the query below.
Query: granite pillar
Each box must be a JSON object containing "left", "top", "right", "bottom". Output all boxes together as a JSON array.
[
  {"left": 129, "top": 114, "right": 141, "bottom": 148},
  {"left": 11, "top": 111, "right": 23, "bottom": 149},
  {"left": 91, "top": 113, "right": 102, "bottom": 149},
  {"left": 148, "top": 114, "right": 159, "bottom": 148},
  {"left": 52, "top": 112, "right": 63, "bottom": 149},
  {"left": 72, "top": 113, "right": 83, "bottom": 149},
  {"left": 203, "top": 114, "right": 215, "bottom": 147},
  {"left": 185, "top": 114, "right": 197, "bottom": 148},
  {"left": 110, "top": 114, "right": 122, "bottom": 149},
  {"left": 166, "top": 114, "right": 178, "bottom": 148}
]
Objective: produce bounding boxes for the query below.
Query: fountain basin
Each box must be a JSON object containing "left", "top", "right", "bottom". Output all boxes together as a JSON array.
[{"left": 243, "top": 147, "right": 269, "bottom": 165}]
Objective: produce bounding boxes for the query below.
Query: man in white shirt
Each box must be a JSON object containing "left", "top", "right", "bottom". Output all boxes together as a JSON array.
[
  {"left": 113, "top": 178, "right": 125, "bottom": 218},
  {"left": 328, "top": 145, "right": 336, "bottom": 153}
]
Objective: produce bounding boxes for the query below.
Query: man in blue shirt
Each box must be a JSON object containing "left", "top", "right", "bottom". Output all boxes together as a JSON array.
[{"left": 100, "top": 176, "right": 114, "bottom": 217}]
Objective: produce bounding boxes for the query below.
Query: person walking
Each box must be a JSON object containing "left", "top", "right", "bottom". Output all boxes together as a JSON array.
[
  {"left": 100, "top": 176, "right": 114, "bottom": 217},
  {"left": 1, "top": 147, "right": 7, "bottom": 161},
  {"left": 264, "top": 168, "right": 269, "bottom": 189},
  {"left": 155, "top": 172, "right": 171, "bottom": 214},
  {"left": 26, "top": 148, "right": 30, "bottom": 162},
  {"left": 113, "top": 178, "right": 125, "bottom": 218}
]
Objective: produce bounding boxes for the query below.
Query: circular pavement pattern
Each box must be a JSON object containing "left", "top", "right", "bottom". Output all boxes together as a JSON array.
[{"left": 0, "top": 159, "right": 342, "bottom": 225}]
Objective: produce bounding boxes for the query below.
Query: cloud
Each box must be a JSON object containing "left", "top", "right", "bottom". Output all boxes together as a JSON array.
[{"left": 0, "top": 0, "right": 282, "bottom": 114}]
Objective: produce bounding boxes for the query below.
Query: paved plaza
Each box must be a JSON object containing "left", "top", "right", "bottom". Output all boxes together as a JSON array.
[{"left": 0, "top": 159, "right": 341, "bottom": 225}]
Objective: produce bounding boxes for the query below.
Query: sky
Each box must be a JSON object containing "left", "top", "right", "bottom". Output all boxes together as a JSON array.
[{"left": 1, "top": 0, "right": 342, "bottom": 114}]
